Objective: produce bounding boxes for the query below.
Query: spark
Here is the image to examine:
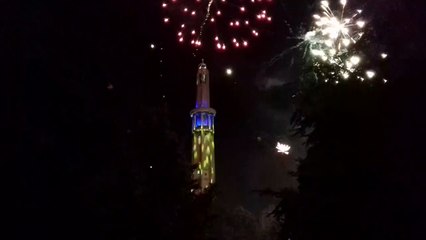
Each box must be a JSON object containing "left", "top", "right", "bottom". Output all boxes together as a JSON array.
[
  {"left": 350, "top": 56, "right": 361, "bottom": 65},
  {"left": 366, "top": 70, "right": 376, "bottom": 78},
  {"left": 198, "top": 0, "right": 215, "bottom": 43},
  {"left": 276, "top": 142, "right": 291, "bottom": 155},
  {"left": 226, "top": 68, "right": 233, "bottom": 76},
  {"left": 107, "top": 83, "right": 114, "bottom": 90}
]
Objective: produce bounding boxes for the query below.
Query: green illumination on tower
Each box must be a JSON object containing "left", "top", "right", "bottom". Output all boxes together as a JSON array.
[{"left": 190, "top": 60, "right": 216, "bottom": 191}]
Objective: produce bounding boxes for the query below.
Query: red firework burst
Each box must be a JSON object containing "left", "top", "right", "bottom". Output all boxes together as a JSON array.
[{"left": 161, "top": 0, "right": 274, "bottom": 51}]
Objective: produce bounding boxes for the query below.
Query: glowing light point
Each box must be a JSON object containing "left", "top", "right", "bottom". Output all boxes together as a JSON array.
[
  {"left": 356, "top": 21, "right": 365, "bottom": 28},
  {"left": 150, "top": 44, "right": 155, "bottom": 49},
  {"left": 342, "top": 38, "right": 351, "bottom": 46},
  {"left": 350, "top": 56, "right": 361, "bottom": 65},
  {"left": 321, "top": 1, "right": 329, "bottom": 7},
  {"left": 366, "top": 70, "right": 376, "bottom": 79},
  {"left": 381, "top": 53, "right": 388, "bottom": 59},
  {"left": 276, "top": 142, "right": 291, "bottom": 155},
  {"left": 226, "top": 68, "right": 233, "bottom": 76}
]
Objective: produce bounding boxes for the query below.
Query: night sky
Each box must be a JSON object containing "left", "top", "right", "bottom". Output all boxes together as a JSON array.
[{"left": 7, "top": 0, "right": 426, "bottom": 233}]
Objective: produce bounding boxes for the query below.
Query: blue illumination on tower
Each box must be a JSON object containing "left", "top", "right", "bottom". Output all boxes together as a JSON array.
[{"left": 193, "top": 113, "right": 215, "bottom": 130}]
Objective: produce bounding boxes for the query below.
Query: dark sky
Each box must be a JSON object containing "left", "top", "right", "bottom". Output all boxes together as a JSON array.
[{"left": 7, "top": 0, "right": 426, "bottom": 216}]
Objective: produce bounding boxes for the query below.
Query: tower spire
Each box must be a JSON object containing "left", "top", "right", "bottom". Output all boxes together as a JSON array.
[
  {"left": 195, "top": 59, "right": 210, "bottom": 108},
  {"left": 190, "top": 60, "right": 216, "bottom": 192}
]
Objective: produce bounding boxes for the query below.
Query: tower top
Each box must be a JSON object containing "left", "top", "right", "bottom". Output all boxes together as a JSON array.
[
  {"left": 199, "top": 59, "right": 207, "bottom": 69},
  {"left": 195, "top": 60, "right": 211, "bottom": 109}
]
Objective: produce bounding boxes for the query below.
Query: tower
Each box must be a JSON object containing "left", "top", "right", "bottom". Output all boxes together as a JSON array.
[{"left": 190, "top": 60, "right": 216, "bottom": 191}]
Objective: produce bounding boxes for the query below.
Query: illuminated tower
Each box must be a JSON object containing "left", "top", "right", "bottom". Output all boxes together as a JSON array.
[{"left": 190, "top": 60, "right": 216, "bottom": 191}]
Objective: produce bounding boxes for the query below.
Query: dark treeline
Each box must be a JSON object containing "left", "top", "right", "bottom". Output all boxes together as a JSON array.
[{"left": 262, "top": 1, "right": 426, "bottom": 240}]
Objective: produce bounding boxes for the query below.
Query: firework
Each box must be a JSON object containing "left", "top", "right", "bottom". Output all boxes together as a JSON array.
[
  {"left": 303, "top": 0, "right": 387, "bottom": 83},
  {"left": 161, "top": 0, "right": 274, "bottom": 51},
  {"left": 276, "top": 142, "right": 291, "bottom": 155}
]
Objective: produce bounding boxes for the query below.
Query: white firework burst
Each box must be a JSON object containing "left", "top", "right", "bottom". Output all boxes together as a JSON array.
[
  {"left": 303, "top": 0, "right": 387, "bottom": 82},
  {"left": 276, "top": 142, "right": 291, "bottom": 155}
]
